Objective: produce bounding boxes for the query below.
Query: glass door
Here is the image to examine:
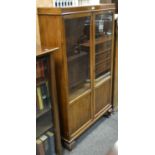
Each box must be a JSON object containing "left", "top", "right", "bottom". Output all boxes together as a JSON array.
[
  {"left": 36, "top": 55, "right": 53, "bottom": 138},
  {"left": 64, "top": 15, "right": 91, "bottom": 101},
  {"left": 94, "top": 12, "right": 113, "bottom": 80}
]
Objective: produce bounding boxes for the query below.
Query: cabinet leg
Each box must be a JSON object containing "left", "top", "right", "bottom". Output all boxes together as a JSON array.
[
  {"left": 104, "top": 108, "right": 113, "bottom": 118},
  {"left": 63, "top": 140, "right": 76, "bottom": 151},
  {"left": 108, "top": 107, "right": 113, "bottom": 113}
]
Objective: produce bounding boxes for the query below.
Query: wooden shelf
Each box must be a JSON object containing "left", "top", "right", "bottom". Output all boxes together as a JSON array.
[
  {"left": 36, "top": 110, "right": 53, "bottom": 138},
  {"left": 95, "top": 48, "right": 111, "bottom": 56},
  {"left": 95, "top": 73, "right": 111, "bottom": 86},
  {"left": 36, "top": 105, "right": 52, "bottom": 119},
  {"left": 96, "top": 62, "right": 111, "bottom": 78},
  {"left": 67, "top": 52, "right": 87, "bottom": 62},
  {"left": 36, "top": 47, "right": 59, "bottom": 57},
  {"left": 96, "top": 70, "right": 110, "bottom": 78},
  {"left": 80, "top": 35, "right": 112, "bottom": 47},
  {"left": 95, "top": 57, "right": 111, "bottom": 66},
  {"left": 95, "top": 35, "right": 112, "bottom": 45}
]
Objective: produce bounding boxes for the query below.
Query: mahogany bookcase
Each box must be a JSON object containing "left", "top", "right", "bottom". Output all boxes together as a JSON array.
[{"left": 38, "top": 4, "right": 115, "bottom": 150}]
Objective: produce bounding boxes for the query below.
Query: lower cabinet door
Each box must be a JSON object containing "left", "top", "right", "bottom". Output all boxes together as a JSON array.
[
  {"left": 68, "top": 92, "right": 92, "bottom": 136},
  {"left": 95, "top": 77, "right": 111, "bottom": 115}
]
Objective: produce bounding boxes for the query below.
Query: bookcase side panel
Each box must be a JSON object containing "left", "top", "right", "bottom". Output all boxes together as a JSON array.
[
  {"left": 51, "top": 18, "right": 70, "bottom": 138},
  {"left": 112, "top": 18, "right": 118, "bottom": 110},
  {"left": 36, "top": 15, "right": 42, "bottom": 51},
  {"left": 49, "top": 54, "right": 62, "bottom": 155},
  {"left": 111, "top": 13, "right": 116, "bottom": 109},
  {"left": 38, "top": 15, "right": 60, "bottom": 49}
]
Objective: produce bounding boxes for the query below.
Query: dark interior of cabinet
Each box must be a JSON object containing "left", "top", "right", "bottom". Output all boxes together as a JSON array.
[
  {"left": 64, "top": 13, "right": 113, "bottom": 97},
  {"left": 67, "top": 52, "right": 89, "bottom": 88},
  {"left": 65, "top": 17, "right": 91, "bottom": 99},
  {"left": 95, "top": 41, "right": 112, "bottom": 78}
]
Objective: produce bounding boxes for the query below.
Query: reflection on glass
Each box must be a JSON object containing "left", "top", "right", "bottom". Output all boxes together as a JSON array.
[
  {"left": 65, "top": 17, "right": 91, "bottom": 101},
  {"left": 95, "top": 13, "right": 113, "bottom": 79},
  {"left": 36, "top": 56, "right": 53, "bottom": 138},
  {"left": 36, "top": 56, "right": 52, "bottom": 113}
]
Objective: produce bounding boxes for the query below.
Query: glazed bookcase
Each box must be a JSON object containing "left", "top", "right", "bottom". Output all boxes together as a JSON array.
[
  {"left": 36, "top": 48, "right": 62, "bottom": 154},
  {"left": 38, "top": 4, "right": 115, "bottom": 150}
]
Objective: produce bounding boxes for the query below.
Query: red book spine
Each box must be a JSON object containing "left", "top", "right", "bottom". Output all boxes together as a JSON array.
[
  {"left": 36, "top": 61, "right": 39, "bottom": 79},
  {"left": 37, "top": 60, "right": 42, "bottom": 79}
]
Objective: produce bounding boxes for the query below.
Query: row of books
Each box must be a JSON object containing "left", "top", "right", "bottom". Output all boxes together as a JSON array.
[
  {"left": 36, "top": 57, "right": 49, "bottom": 80},
  {"left": 53, "top": 0, "right": 78, "bottom": 7},
  {"left": 53, "top": 0, "right": 100, "bottom": 7},
  {"left": 36, "top": 131, "right": 56, "bottom": 155},
  {"left": 37, "top": 81, "right": 51, "bottom": 111}
]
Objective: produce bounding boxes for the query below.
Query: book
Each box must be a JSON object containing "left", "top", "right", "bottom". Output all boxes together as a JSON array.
[
  {"left": 40, "top": 83, "right": 49, "bottom": 107},
  {"left": 40, "top": 135, "right": 50, "bottom": 155},
  {"left": 46, "top": 81, "right": 51, "bottom": 105},
  {"left": 46, "top": 131, "right": 56, "bottom": 155},
  {"left": 36, "top": 139, "right": 45, "bottom": 155},
  {"left": 36, "top": 94, "right": 39, "bottom": 112},
  {"left": 37, "top": 59, "right": 43, "bottom": 80},
  {"left": 42, "top": 57, "right": 49, "bottom": 78},
  {"left": 39, "top": 59, "right": 45, "bottom": 78},
  {"left": 36, "top": 61, "right": 39, "bottom": 79},
  {"left": 37, "top": 86, "right": 44, "bottom": 110}
]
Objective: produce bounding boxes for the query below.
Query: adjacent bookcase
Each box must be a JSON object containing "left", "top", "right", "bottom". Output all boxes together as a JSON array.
[
  {"left": 36, "top": 48, "right": 62, "bottom": 155},
  {"left": 38, "top": 4, "right": 115, "bottom": 150}
]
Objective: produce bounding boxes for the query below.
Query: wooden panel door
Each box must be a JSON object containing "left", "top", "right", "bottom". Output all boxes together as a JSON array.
[
  {"left": 63, "top": 14, "right": 93, "bottom": 137},
  {"left": 93, "top": 11, "right": 114, "bottom": 116},
  {"left": 68, "top": 92, "right": 92, "bottom": 136},
  {"left": 95, "top": 77, "right": 111, "bottom": 115}
]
